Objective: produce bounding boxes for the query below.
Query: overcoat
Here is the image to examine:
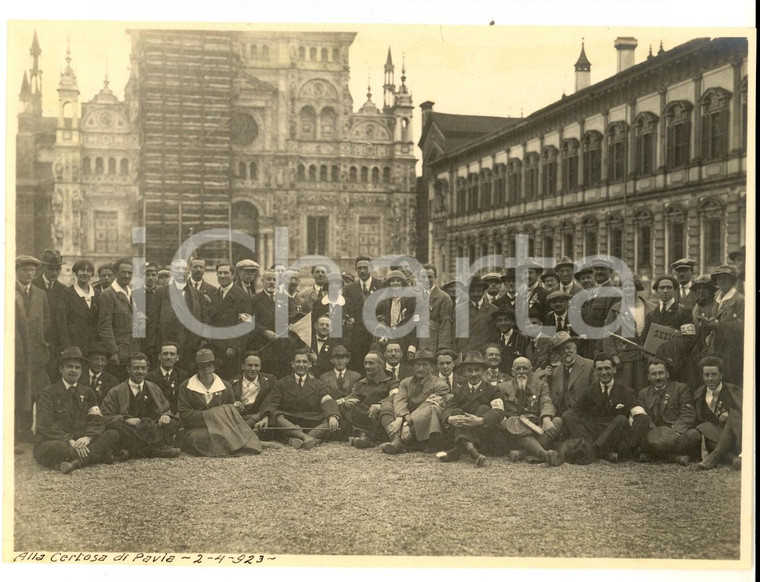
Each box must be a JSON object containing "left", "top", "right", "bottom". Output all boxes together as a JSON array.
[
  {"left": 454, "top": 300, "right": 499, "bottom": 355},
  {"left": 98, "top": 285, "right": 142, "bottom": 364},
  {"left": 416, "top": 286, "right": 454, "bottom": 354},
  {"left": 15, "top": 283, "right": 50, "bottom": 412},
  {"left": 57, "top": 284, "right": 101, "bottom": 352},
  {"left": 146, "top": 284, "right": 207, "bottom": 361},
  {"left": 343, "top": 277, "right": 382, "bottom": 370},
  {"left": 393, "top": 375, "right": 449, "bottom": 441},
  {"left": 35, "top": 380, "right": 103, "bottom": 442},
  {"left": 711, "top": 291, "right": 744, "bottom": 384},
  {"left": 341, "top": 372, "right": 398, "bottom": 436},
  {"left": 500, "top": 377, "right": 555, "bottom": 436},
  {"left": 547, "top": 355, "right": 594, "bottom": 416},
  {"left": 602, "top": 298, "right": 655, "bottom": 390},
  {"left": 82, "top": 370, "right": 121, "bottom": 406}
]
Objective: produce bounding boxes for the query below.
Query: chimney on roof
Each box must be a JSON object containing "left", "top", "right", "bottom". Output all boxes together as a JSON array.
[
  {"left": 614, "top": 37, "right": 638, "bottom": 73},
  {"left": 420, "top": 100, "right": 435, "bottom": 129}
]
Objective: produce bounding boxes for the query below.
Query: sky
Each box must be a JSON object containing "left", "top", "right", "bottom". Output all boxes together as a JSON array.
[{"left": 6, "top": 21, "right": 747, "bottom": 165}]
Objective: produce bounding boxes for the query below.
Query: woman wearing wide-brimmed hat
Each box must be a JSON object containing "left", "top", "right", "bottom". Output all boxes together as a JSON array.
[{"left": 177, "top": 349, "right": 263, "bottom": 456}]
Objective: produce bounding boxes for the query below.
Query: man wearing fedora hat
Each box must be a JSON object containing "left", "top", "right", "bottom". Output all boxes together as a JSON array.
[
  {"left": 101, "top": 352, "right": 181, "bottom": 459},
  {"left": 437, "top": 351, "right": 505, "bottom": 467},
  {"left": 671, "top": 258, "right": 697, "bottom": 311},
  {"left": 34, "top": 347, "right": 121, "bottom": 473},
  {"left": 691, "top": 275, "right": 719, "bottom": 362},
  {"left": 555, "top": 257, "right": 582, "bottom": 296},
  {"left": 82, "top": 343, "right": 121, "bottom": 405},
  {"left": 705, "top": 264, "right": 744, "bottom": 384},
  {"left": 379, "top": 348, "right": 449, "bottom": 454},
  {"left": 34, "top": 249, "right": 67, "bottom": 380},
  {"left": 15, "top": 255, "right": 51, "bottom": 445},
  {"left": 499, "top": 356, "right": 564, "bottom": 466},
  {"left": 546, "top": 332, "right": 594, "bottom": 417}
]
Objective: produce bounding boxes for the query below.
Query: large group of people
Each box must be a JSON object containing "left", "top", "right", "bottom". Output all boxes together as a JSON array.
[{"left": 14, "top": 246, "right": 746, "bottom": 475}]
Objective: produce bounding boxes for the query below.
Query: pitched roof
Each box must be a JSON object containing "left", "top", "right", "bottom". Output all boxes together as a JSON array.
[{"left": 419, "top": 111, "right": 520, "bottom": 153}]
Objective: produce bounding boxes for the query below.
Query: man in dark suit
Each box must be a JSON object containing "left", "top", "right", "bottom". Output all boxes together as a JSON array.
[
  {"left": 311, "top": 272, "right": 356, "bottom": 343},
  {"left": 629, "top": 359, "right": 699, "bottom": 464},
  {"left": 33, "top": 347, "right": 121, "bottom": 473},
  {"left": 555, "top": 256, "right": 582, "bottom": 296},
  {"left": 318, "top": 344, "right": 362, "bottom": 403},
  {"left": 561, "top": 353, "right": 639, "bottom": 462},
  {"left": 343, "top": 256, "right": 382, "bottom": 372},
  {"left": 516, "top": 258, "right": 550, "bottom": 322},
  {"left": 147, "top": 259, "right": 208, "bottom": 372},
  {"left": 584, "top": 257, "right": 621, "bottom": 356},
  {"left": 229, "top": 352, "right": 276, "bottom": 429},
  {"left": 82, "top": 343, "right": 120, "bottom": 406},
  {"left": 34, "top": 249, "right": 67, "bottom": 380},
  {"left": 256, "top": 349, "right": 341, "bottom": 449},
  {"left": 436, "top": 349, "right": 463, "bottom": 391},
  {"left": 102, "top": 352, "right": 180, "bottom": 458},
  {"left": 708, "top": 264, "right": 745, "bottom": 385},
  {"left": 690, "top": 356, "right": 742, "bottom": 471},
  {"left": 546, "top": 332, "right": 594, "bottom": 417},
  {"left": 437, "top": 351, "right": 505, "bottom": 466},
  {"left": 92, "top": 263, "right": 115, "bottom": 293},
  {"left": 15, "top": 255, "right": 51, "bottom": 445},
  {"left": 492, "top": 309, "right": 528, "bottom": 374},
  {"left": 299, "top": 264, "right": 329, "bottom": 311},
  {"left": 284, "top": 270, "right": 310, "bottom": 322},
  {"left": 188, "top": 257, "right": 218, "bottom": 300},
  {"left": 417, "top": 264, "right": 454, "bottom": 355},
  {"left": 308, "top": 315, "right": 344, "bottom": 377},
  {"left": 143, "top": 262, "right": 159, "bottom": 321},
  {"left": 455, "top": 275, "right": 498, "bottom": 355},
  {"left": 98, "top": 257, "right": 142, "bottom": 381},
  {"left": 383, "top": 341, "right": 413, "bottom": 382},
  {"left": 374, "top": 270, "right": 419, "bottom": 359},
  {"left": 671, "top": 258, "right": 697, "bottom": 311},
  {"left": 235, "top": 258, "right": 260, "bottom": 297},
  {"left": 144, "top": 342, "right": 188, "bottom": 413},
  {"left": 209, "top": 261, "right": 254, "bottom": 381},
  {"left": 249, "top": 268, "right": 294, "bottom": 378}
]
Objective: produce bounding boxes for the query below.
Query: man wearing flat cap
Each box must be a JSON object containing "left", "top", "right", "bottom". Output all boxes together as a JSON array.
[
  {"left": 15, "top": 255, "right": 51, "bottom": 445},
  {"left": 34, "top": 249, "right": 67, "bottom": 380},
  {"left": 671, "top": 258, "right": 697, "bottom": 311},
  {"left": 482, "top": 272, "right": 504, "bottom": 306},
  {"left": 378, "top": 348, "right": 449, "bottom": 454},
  {"left": 235, "top": 258, "right": 260, "bottom": 297},
  {"left": 704, "top": 265, "right": 744, "bottom": 384},
  {"left": 437, "top": 351, "right": 505, "bottom": 467},
  {"left": 34, "top": 347, "right": 121, "bottom": 473}
]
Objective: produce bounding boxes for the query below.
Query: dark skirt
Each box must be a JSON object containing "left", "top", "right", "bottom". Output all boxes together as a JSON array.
[{"left": 180, "top": 404, "right": 263, "bottom": 457}]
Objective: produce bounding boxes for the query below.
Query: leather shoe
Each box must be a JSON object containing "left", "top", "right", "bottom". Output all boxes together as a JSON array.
[
  {"left": 114, "top": 449, "right": 131, "bottom": 463},
  {"left": 151, "top": 447, "right": 181, "bottom": 458},
  {"left": 302, "top": 438, "right": 318, "bottom": 450},
  {"left": 59, "top": 460, "right": 83, "bottom": 474},
  {"left": 672, "top": 455, "right": 691, "bottom": 466},
  {"left": 473, "top": 454, "right": 487, "bottom": 468},
  {"left": 288, "top": 438, "right": 304, "bottom": 449},
  {"left": 508, "top": 450, "right": 525, "bottom": 463},
  {"left": 381, "top": 439, "right": 406, "bottom": 455},
  {"left": 351, "top": 437, "right": 374, "bottom": 449},
  {"left": 545, "top": 450, "right": 564, "bottom": 467}
]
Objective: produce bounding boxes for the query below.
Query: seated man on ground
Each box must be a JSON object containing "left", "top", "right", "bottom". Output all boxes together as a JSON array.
[
  {"left": 101, "top": 352, "right": 181, "bottom": 459},
  {"left": 482, "top": 344, "right": 512, "bottom": 386},
  {"left": 437, "top": 351, "right": 505, "bottom": 467},
  {"left": 689, "top": 356, "right": 742, "bottom": 471},
  {"left": 378, "top": 348, "right": 450, "bottom": 455},
  {"left": 499, "top": 356, "right": 564, "bottom": 466},
  {"left": 177, "top": 349, "right": 263, "bottom": 457},
  {"left": 34, "top": 347, "right": 121, "bottom": 474},
  {"left": 561, "top": 353, "right": 638, "bottom": 463},
  {"left": 230, "top": 351, "right": 276, "bottom": 429},
  {"left": 343, "top": 351, "right": 400, "bottom": 449},
  {"left": 546, "top": 332, "right": 594, "bottom": 418},
  {"left": 629, "top": 359, "right": 699, "bottom": 465},
  {"left": 144, "top": 342, "right": 188, "bottom": 414},
  {"left": 256, "top": 349, "right": 341, "bottom": 449},
  {"left": 319, "top": 344, "right": 362, "bottom": 405},
  {"left": 82, "top": 342, "right": 120, "bottom": 406}
]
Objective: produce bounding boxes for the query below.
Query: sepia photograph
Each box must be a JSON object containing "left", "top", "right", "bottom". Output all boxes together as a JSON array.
[{"left": 2, "top": 3, "right": 755, "bottom": 575}]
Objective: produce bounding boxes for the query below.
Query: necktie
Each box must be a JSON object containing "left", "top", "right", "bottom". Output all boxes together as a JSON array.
[
  {"left": 70, "top": 386, "right": 79, "bottom": 409},
  {"left": 602, "top": 383, "right": 609, "bottom": 400},
  {"left": 23, "top": 286, "right": 31, "bottom": 312},
  {"left": 563, "top": 366, "right": 571, "bottom": 392},
  {"left": 90, "top": 373, "right": 96, "bottom": 386},
  {"left": 391, "top": 366, "right": 398, "bottom": 380},
  {"left": 469, "top": 383, "right": 477, "bottom": 394},
  {"left": 445, "top": 376, "right": 452, "bottom": 390},
  {"left": 298, "top": 375, "right": 304, "bottom": 388},
  {"left": 557, "top": 316, "right": 564, "bottom": 331},
  {"left": 362, "top": 283, "right": 369, "bottom": 297},
  {"left": 165, "top": 372, "right": 170, "bottom": 384}
]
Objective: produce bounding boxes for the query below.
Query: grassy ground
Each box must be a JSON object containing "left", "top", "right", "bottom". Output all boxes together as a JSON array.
[{"left": 14, "top": 441, "right": 741, "bottom": 559}]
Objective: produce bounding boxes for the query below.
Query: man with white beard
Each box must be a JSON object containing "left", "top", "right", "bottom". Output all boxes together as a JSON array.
[{"left": 498, "top": 356, "right": 564, "bottom": 466}]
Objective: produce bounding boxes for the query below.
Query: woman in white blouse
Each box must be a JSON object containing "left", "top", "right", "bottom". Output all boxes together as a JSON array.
[
  {"left": 602, "top": 274, "right": 656, "bottom": 390},
  {"left": 58, "top": 259, "right": 100, "bottom": 352}
]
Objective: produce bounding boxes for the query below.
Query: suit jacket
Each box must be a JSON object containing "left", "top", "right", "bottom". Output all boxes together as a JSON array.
[
  {"left": 15, "top": 283, "right": 51, "bottom": 409},
  {"left": 309, "top": 336, "right": 346, "bottom": 377},
  {"left": 523, "top": 284, "right": 550, "bottom": 321},
  {"left": 692, "top": 300, "right": 718, "bottom": 359},
  {"left": 101, "top": 380, "right": 175, "bottom": 425},
  {"left": 209, "top": 284, "right": 253, "bottom": 356},
  {"left": 35, "top": 380, "right": 103, "bottom": 442},
  {"left": 437, "top": 373, "right": 465, "bottom": 391},
  {"left": 548, "top": 355, "right": 595, "bottom": 416},
  {"left": 417, "top": 286, "right": 454, "bottom": 353},
  {"left": 147, "top": 283, "right": 207, "bottom": 357},
  {"left": 455, "top": 300, "right": 499, "bottom": 355},
  {"left": 230, "top": 373, "right": 277, "bottom": 416},
  {"left": 602, "top": 298, "right": 655, "bottom": 361},
  {"left": 189, "top": 278, "right": 218, "bottom": 301},
  {"left": 33, "top": 275, "right": 67, "bottom": 351},
  {"left": 443, "top": 380, "right": 505, "bottom": 429},
  {"left": 693, "top": 382, "right": 742, "bottom": 426},
  {"left": 393, "top": 375, "right": 449, "bottom": 417},
  {"left": 345, "top": 373, "right": 397, "bottom": 406},
  {"left": 634, "top": 381, "right": 696, "bottom": 434},
  {"left": 558, "top": 281, "right": 584, "bottom": 297},
  {"left": 299, "top": 285, "right": 324, "bottom": 311},
  {"left": 677, "top": 284, "right": 697, "bottom": 312},
  {"left": 524, "top": 336, "right": 552, "bottom": 370},
  {"left": 98, "top": 286, "right": 142, "bottom": 363},
  {"left": 58, "top": 285, "right": 101, "bottom": 351},
  {"left": 145, "top": 366, "right": 189, "bottom": 413},
  {"left": 311, "top": 294, "right": 357, "bottom": 340},
  {"left": 375, "top": 294, "right": 419, "bottom": 353},
  {"left": 319, "top": 369, "right": 362, "bottom": 401},
  {"left": 342, "top": 277, "right": 382, "bottom": 366},
  {"left": 385, "top": 363, "right": 413, "bottom": 382},
  {"left": 642, "top": 301, "right": 696, "bottom": 352},
  {"left": 82, "top": 370, "right": 121, "bottom": 406},
  {"left": 571, "top": 380, "right": 637, "bottom": 423},
  {"left": 260, "top": 374, "right": 340, "bottom": 421},
  {"left": 500, "top": 377, "right": 555, "bottom": 423},
  {"left": 496, "top": 329, "right": 530, "bottom": 373},
  {"left": 712, "top": 291, "right": 744, "bottom": 379}
]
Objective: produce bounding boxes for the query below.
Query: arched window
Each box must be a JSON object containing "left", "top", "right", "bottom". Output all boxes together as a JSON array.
[
  {"left": 261, "top": 45, "right": 269, "bottom": 60},
  {"left": 349, "top": 166, "right": 357, "bottom": 182},
  {"left": 371, "top": 167, "right": 380, "bottom": 184},
  {"left": 456, "top": 177, "right": 467, "bottom": 215},
  {"left": 607, "top": 213, "right": 624, "bottom": 259},
  {"left": 360, "top": 166, "right": 369, "bottom": 183},
  {"left": 320, "top": 165, "right": 328, "bottom": 181},
  {"left": 319, "top": 107, "right": 336, "bottom": 140},
  {"left": 108, "top": 157, "right": 117, "bottom": 175},
  {"left": 634, "top": 112, "right": 658, "bottom": 175},
  {"left": 321, "top": 47, "right": 328, "bottom": 61},
  {"left": 249, "top": 162, "right": 258, "bottom": 181},
  {"left": 541, "top": 147, "right": 558, "bottom": 197},
  {"left": 62, "top": 102, "right": 74, "bottom": 130},
  {"left": 583, "top": 131, "right": 603, "bottom": 187},
  {"left": 541, "top": 225, "right": 555, "bottom": 258},
  {"left": 382, "top": 166, "right": 391, "bottom": 184},
  {"left": 331, "top": 165, "right": 340, "bottom": 182},
  {"left": 308, "top": 165, "right": 317, "bottom": 182},
  {"left": 120, "top": 158, "right": 129, "bottom": 175},
  {"left": 95, "top": 157, "right": 104, "bottom": 175},
  {"left": 467, "top": 173, "right": 479, "bottom": 212},
  {"left": 309, "top": 47, "right": 317, "bottom": 60},
  {"left": 506, "top": 159, "right": 522, "bottom": 204},
  {"left": 561, "top": 221, "right": 575, "bottom": 257},
  {"left": 299, "top": 106, "right": 316, "bottom": 139},
  {"left": 634, "top": 210, "right": 653, "bottom": 272},
  {"left": 332, "top": 48, "right": 340, "bottom": 62},
  {"left": 238, "top": 161, "right": 247, "bottom": 179},
  {"left": 524, "top": 153, "right": 539, "bottom": 200},
  {"left": 297, "top": 164, "right": 305, "bottom": 181},
  {"left": 666, "top": 205, "right": 687, "bottom": 265},
  {"left": 665, "top": 101, "right": 693, "bottom": 169},
  {"left": 561, "top": 139, "right": 579, "bottom": 191},
  {"left": 493, "top": 164, "right": 506, "bottom": 206},
  {"left": 699, "top": 199, "right": 724, "bottom": 268},
  {"left": 82, "top": 157, "right": 91, "bottom": 175},
  {"left": 700, "top": 88, "right": 732, "bottom": 161},
  {"left": 480, "top": 169, "right": 492, "bottom": 209},
  {"left": 582, "top": 216, "right": 598, "bottom": 256},
  {"left": 250, "top": 45, "right": 257, "bottom": 59},
  {"left": 607, "top": 122, "right": 628, "bottom": 183},
  {"left": 298, "top": 46, "right": 305, "bottom": 60}
]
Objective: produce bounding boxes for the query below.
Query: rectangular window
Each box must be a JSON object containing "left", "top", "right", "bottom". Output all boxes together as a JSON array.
[
  {"left": 609, "top": 228, "right": 623, "bottom": 259},
  {"left": 357, "top": 217, "right": 380, "bottom": 257},
  {"left": 94, "top": 211, "right": 119, "bottom": 254},
  {"left": 307, "top": 216, "right": 328, "bottom": 255},
  {"left": 637, "top": 226, "right": 652, "bottom": 269},
  {"left": 563, "top": 156, "right": 578, "bottom": 191},
  {"left": 609, "top": 141, "right": 625, "bottom": 182},
  {"left": 563, "top": 233, "right": 574, "bottom": 257},
  {"left": 668, "top": 122, "right": 691, "bottom": 168},
  {"left": 702, "top": 111, "right": 727, "bottom": 161},
  {"left": 584, "top": 230, "right": 598, "bottom": 256},
  {"left": 705, "top": 218, "right": 722, "bottom": 266},
  {"left": 543, "top": 236, "right": 554, "bottom": 258},
  {"left": 543, "top": 161, "right": 557, "bottom": 196},
  {"left": 585, "top": 149, "right": 602, "bottom": 186},
  {"left": 638, "top": 132, "right": 654, "bottom": 175},
  {"left": 669, "top": 222, "right": 685, "bottom": 264}
]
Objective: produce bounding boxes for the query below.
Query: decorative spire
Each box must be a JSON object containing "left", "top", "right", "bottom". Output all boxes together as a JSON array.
[
  {"left": 65, "top": 36, "right": 71, "bottom": 67},
  {"left": 367, "top": 73, "right": 372, "bottom": 101},
  {"left": 104, "top": 59, "right": 110, "bottom": 89},
  {"left": 658, "top": 40, "right": 665, "bottom": 55},
  {"left": 574, "top": 38, "right": 591, "bottom": 72},
  {"left": 385, "top": 47, "right": 393, "bottom": 70},
  {"left": 58, "top": 36, "right": 79, "bottom": 91},
  {"left": 647, "top": 44, "right": 653, "bottom": 60},
  {"left": 30, "top": 30, "right": 41, "bottom": 57},
  {"left": 20, "top": 71, "right": 31, "bottom": 99}
]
